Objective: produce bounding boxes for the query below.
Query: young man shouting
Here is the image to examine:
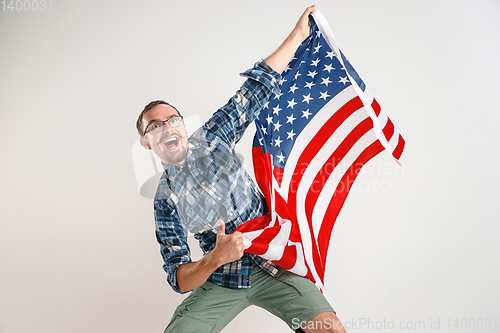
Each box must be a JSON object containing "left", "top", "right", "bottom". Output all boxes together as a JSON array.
[{"left": 137, "top": 6, "right": 347, "bottom": 333}]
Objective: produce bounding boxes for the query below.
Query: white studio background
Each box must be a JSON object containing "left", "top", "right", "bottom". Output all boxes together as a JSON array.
[{"left": 1, "top": 1, "right": 499, "bottom": 332}]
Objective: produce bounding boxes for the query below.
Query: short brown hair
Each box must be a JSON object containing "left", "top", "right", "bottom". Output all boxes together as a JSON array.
[{"left": 136, "top": 100, "right": 181, "bottom": 136}]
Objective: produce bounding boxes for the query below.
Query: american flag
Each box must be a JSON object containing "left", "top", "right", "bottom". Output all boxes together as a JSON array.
[{"left": 235, "top": 10, "right": 404, "bottom": 291}]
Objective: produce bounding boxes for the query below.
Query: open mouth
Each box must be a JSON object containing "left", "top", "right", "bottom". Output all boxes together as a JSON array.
[{"left": 163, "top": 136, "right": 180, "bottom": 150}]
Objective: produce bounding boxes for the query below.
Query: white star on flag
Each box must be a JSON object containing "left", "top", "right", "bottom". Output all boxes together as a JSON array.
[
  {"left": 338, "top": 76, "right": 349, "bottom": 85},
  {"left": 302, "top": 94, "right": 313, "bottom": 104},
  {"left": 323, "top": 64, "right": 335, "bottom": 73},
  {"left": 287, "top": 98, "right": 297, "bottom": 109},
  {"left": 266, "top": 115, "right": 273, "bottom": 125},
  {"left": 321, "top": 77, "right": 332, "bottom": 86},
  {"left": 301, "top": 109, "right": 312, "bottom": 119},
  {"left": 304, "top": 81, "right": 315, "bottom": 89},
  {"left": 307, "top": 70, "right": 318, "bottom": 78},
  {"left": 277, "top": 152, "right": 285, "bottom": 163},
  {"left": 273, "top": 120, "right": 282, "bottom": 131},
  {"left": 319, "top": 91, "right": 330, "bottom": 100},
  {"left": 286, "top": 114, "right": 296, "bottom": 124},
  {"left": 326, "top": 50, "right": 335, "bottom": 59}
]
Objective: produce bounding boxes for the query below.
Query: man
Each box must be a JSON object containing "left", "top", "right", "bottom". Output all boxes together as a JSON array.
[{"left": 137, "top": 6, "right": 348, "bottom": 333}]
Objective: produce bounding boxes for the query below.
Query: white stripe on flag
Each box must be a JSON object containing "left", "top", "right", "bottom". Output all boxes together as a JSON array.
[
  {"left": 262, "top": 218, "right": 291, "bottom": 260},
  {"left": 389, "top": 128, "right": 401, "bottom": 151},
  {"left": 288, "top": 241, "right": 308, "bottom": 277},
  {"left": 242, "top": 229, "right": 265, "bottom": 250}
]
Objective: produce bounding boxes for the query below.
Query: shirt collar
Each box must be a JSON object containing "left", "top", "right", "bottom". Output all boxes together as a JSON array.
[{"left": 162, "top": 161, "right": 186, "bottom": 179}]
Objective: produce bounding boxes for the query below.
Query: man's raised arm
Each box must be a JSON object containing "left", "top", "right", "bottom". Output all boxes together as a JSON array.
[{"left": 265, "top": 5, "right": 316, "bottom": 74}]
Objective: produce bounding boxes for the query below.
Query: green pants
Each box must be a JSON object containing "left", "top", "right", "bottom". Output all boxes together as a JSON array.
[{"left": 165, "top": 264, "right": 334, "bottom": 332}]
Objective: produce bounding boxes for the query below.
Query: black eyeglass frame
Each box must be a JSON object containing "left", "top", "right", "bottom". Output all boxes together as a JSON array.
[{"left": 142, "top": 116, "right": 184, "bottom": 137}]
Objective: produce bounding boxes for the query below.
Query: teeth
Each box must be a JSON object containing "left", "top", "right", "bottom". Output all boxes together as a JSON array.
[{"left": 165, "top": 137, "right": 178, "bottom": 144}]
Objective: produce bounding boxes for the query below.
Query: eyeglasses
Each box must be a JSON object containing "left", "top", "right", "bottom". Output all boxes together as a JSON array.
[{"left": 143, "top": 116, "right": 184, "bottom": 136}]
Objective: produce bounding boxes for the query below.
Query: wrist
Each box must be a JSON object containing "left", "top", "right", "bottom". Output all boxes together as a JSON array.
[
  {"left": 292, "top": 28, "right": 308, "bottom": 44},
  {"left": 204, "top": 248, "right": 223, "bottom": 270},
  {"left": 286, "top": 30, "right": 306, "bottom": 49}
]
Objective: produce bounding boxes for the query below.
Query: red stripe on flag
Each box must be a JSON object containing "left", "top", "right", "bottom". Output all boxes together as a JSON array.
[
  {"left": 244, "top": 240, "right": 270, "bottom": 256},
  {"left": 274, "top": 188, "right": 293, "bottom": 224},
  {"left": 371, "top": 98, "right": 381, "bottom": 117},
  {"left": 382, "top": 118, "right": 395, "bottom": 142},
  {"left": 273, "top": 242, "right": 298, "bottom": 270},
  {"left": 273, "top": 166, "right": 284, "bottom": 186},
  {"left": 252, "top": 145, "right": 272, "bottom": 201},
  {"left": 392, "top": 134, "right": 405, "bottom": 160},
  {"left": 235, "top": 214, "right": 271, "bottom": 234}
]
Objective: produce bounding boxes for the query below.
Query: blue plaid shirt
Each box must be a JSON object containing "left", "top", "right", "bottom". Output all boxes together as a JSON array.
[{"left": 154, "top": 60, "right": 281, "bottom": 294}]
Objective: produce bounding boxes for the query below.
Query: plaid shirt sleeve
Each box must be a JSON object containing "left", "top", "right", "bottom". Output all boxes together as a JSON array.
[
  {"left": 205, "top": 59, "right": 281, "bottom": 146},
  {"left": 154, "top": 199, "right": 192, "bottom": 294}
]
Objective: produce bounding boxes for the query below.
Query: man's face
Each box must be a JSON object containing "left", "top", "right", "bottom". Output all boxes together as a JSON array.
[{"left": 140, "top": 104, "right": 188, "bottom": 165}]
